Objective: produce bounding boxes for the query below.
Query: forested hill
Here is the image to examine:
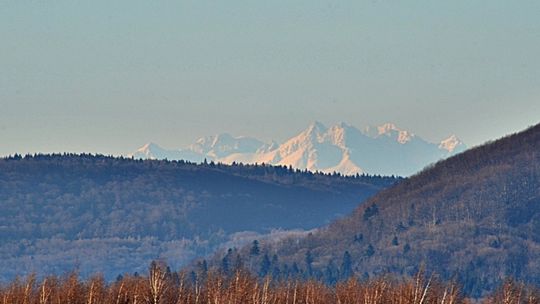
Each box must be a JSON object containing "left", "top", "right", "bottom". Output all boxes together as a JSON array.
[
  {"left": 0, "top": 154, "right": 397, "bottom": 280},
  {"left": 230, "top": 123, "right": 540, "bottom": 297}
]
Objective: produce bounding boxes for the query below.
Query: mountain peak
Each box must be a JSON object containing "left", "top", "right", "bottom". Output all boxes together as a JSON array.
[
  {"left": 374, "top": 123, "right": 415, "bottom": 144},
  {"left": 439, "top": 135, "right": 465, "bottom": 153},
  {"left": 189, "top": 133, "right": 269, "bottom": 159},
  {"left": 377, "top": 122, "right": 399, "bottom": 134},
  {"left": 138, "top": 142, "right": 162, "bottom": 152},
  {"left": 307, "top": 121, "right": 327, "bottom": 132},
  {"left": 130, "top": 142, "right": 182, "bottom": 160},
  {"left": 211, "top": 133, "right": 235, "bottom": 146},
  {"left": 130, "top": 121, "right": 465, "bottom": 176},
  {"left": 325, "top": 122, "right": 357, "bottom": 147},
  {"left": 193, "top": 133, "right": 235, "bottom": 149},
  {"left": 335, "top": 122, "right": 353, "bottom": 129}
]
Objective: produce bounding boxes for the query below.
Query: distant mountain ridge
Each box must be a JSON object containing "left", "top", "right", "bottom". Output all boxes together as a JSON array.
[{"left": 131, "top": 122, "right": 465, "bottom": 176}]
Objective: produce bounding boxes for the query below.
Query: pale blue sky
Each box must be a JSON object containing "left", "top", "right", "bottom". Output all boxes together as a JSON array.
[{"left": 1, "top": 1, "right": 539, "bottom": 156}]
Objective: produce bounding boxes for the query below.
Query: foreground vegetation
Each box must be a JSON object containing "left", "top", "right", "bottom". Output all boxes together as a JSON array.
[{"left": 2, "top": 263, "right": 539, "bottom": 304}]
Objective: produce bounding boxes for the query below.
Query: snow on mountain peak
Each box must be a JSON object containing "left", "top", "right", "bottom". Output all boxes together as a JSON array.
[
  {"left": 366, "top": 123, "right": 415, "bottom": 144},
  {"left": 336, "top": 121, "right": 352, "bottom": 129},
  {"left": 256, "top": 140, "right": 279, "bottom": 154},
  {"left": 190, "top": 133, "right": 268, "bottom": 158},
  {"left": 129, "top": 121, "right": 465, "bottom": 176},
  {"left": 396, "top": 130, "right": 414, "bottom": 144},
  {"left": 134, "top": 142, "right": 169, "bottom": 157},
  {"left": 211, "top": 133, "right": 234, "bottom": 146},
  {"left": 377, "top": 123, "right": 399, "bottom": 134},
  {"left": 130, "top": 142, "right": 186, "bottom": 160},
  {"left": 439, "top": 135, "right": 465, "bottom": 153},
  {"left": 306, "top": 121, "right": 327, "bottom": 134},
  {"left": 323, "top": 151, "right": 364, "bottom": 175},
  {"left": 283, "top": 121, "right": 329, "bottom": 149},
  {"left": 326, "top": 123, "right": 354, "bottom": 147},
  {"left": 139, "top": 142, "right": 159, "bottom": 152}
]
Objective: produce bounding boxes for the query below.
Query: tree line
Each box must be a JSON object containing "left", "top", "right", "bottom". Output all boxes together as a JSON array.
[{"left": 2, "top": 262, "right": 539, "bottom": 303}]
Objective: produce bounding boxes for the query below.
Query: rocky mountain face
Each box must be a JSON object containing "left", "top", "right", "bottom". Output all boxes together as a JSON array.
[{"left": 131, "top": 122, "right": 465, "bottom": 176}]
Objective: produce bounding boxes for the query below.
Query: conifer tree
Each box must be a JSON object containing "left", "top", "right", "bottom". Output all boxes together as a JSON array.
[
  {"left": 259, "top": 254, "right": 271, "bottom": 277},
  {"left": 340, "top": 251, "right": 353, "bottom": 280},
  {"left": 250, "top": 240, "right": 260, "bottom": 256},
  {"left": 305, "top": 250, "right": 314, "bottom": 277}
]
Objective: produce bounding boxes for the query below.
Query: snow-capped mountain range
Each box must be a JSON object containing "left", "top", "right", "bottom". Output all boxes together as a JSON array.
[{"left": 130, "top": 122, "right": 466, "bottom": 176}]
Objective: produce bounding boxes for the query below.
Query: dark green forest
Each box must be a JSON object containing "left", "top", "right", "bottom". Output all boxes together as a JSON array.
[{"left": 0, "top": 154, "right": 397, "bottom": 281}]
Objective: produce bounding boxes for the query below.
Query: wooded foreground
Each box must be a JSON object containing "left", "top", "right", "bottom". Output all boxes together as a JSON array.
[{"left": 1, "top": 263, "right": 539, "bottom": 304}]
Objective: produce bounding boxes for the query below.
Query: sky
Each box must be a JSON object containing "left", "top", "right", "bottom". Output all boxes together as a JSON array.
[{"left": 1, "top": 1, "right": 539, "bottom": 156}]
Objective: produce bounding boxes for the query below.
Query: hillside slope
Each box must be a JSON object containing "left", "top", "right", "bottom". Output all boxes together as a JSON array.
[
  {"left": 237, "top": 123, "right": 540, "bottom": 297},
  {"left": 0, "top": 155, "right": 396, "bottom": 280}
]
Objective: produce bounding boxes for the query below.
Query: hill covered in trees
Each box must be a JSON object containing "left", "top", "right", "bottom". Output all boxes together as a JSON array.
[
  {"left": 0, "top": 154, "right": 397, "bottom": 281},
  {"left": 222, "top": 123, "right": 540, "bottom": 297}
]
